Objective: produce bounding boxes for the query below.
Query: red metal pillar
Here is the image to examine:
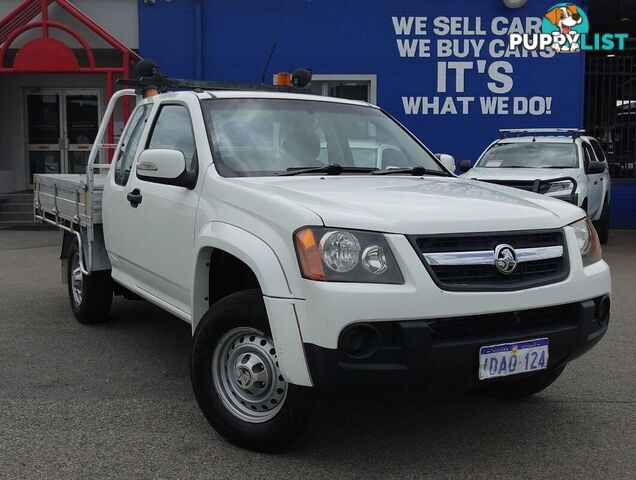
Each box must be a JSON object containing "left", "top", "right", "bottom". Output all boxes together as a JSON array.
[
  {"left": 41, "top": 0, "right": 48, "bottom": 37},
  {"left": 106, "top": 70, "right": 114, "bottom": 162}
]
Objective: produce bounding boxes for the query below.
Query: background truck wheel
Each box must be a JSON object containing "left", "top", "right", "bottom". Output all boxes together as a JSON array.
[
  {"left": 191, "top": 289, "right": 315, "bottom": 452},
  {"left": 593, "top": 200, "right": 610, "bottom": 245},
  {"left": 478, "top": 366, "right": 566, "bottom": 399},
  {"left": 67, "top": 239, "right": 112, "bottom": 324}
]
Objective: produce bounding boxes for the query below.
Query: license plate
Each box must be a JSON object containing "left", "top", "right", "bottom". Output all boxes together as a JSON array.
[{"left": 479, "top": 338, "right": 549, "bottom": 380}]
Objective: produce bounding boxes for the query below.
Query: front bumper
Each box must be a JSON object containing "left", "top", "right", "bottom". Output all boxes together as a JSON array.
[
  {"left": 267, "top": 226, "right": 611, "bottom": 388},
  {"left": 304, "top": 296, "right": 609, "bottom": 390}
]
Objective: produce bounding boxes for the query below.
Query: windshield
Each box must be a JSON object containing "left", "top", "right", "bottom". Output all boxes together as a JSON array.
[
  {"left": 203, "top": 98, "right": 443, "bottom": 176},
  {"left": 476, "top": 142, "right": 579, "bottom": 169}
]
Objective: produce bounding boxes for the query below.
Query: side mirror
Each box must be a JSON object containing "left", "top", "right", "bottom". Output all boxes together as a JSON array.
[
  {"left": 459, "top": 160, "right": 473, "bottom": 172},
  {"left": 136, "top": 149, "right": 196, "bottom": 188},
  {"left": 586, "top": 161, "right": 606, "bottom": 175},
  {"left": 436, "top": 153, "right": 456, "bottom": 173}
]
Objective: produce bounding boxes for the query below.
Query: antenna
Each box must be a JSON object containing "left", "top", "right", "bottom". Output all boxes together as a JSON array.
[{"left": 260, "top": 43, "right": 277, "bottom": 85}]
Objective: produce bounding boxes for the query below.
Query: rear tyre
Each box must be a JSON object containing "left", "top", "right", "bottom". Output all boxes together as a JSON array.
[
  {"left": 191, "top": 289, "right": 315, "bottom": 452},
  {"left": 478, "top": 366, "right": 566, "bottom": 399},
  {"left": 67, "top": 239, "right": 112, "bottom": 324},
  {"left": 593, "top": 200, "right": 610, "bottom": 245}
]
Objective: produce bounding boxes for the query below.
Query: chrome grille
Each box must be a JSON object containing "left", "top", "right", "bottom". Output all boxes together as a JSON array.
[{"left": 410, "top": 230, "right": 569, "bottom": 291}]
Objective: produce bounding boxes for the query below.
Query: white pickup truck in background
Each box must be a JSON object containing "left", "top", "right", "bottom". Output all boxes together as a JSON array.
[
  {"left": 34, "top": 81, "right": 611, "bottom": 452},
  {"left": 460, "top": 129, "right": 612, "bottom": 244}
]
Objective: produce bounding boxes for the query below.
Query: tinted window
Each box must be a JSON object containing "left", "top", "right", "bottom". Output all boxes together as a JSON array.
[
  {"left": 477, "top": 142, "right": 578, "bottom": 168},
  {"left": 203, "top": 99, "right": 442, "bottom": 177},
  {"left": 590, "top": 139, "right": 606, "bottom": 162},
  {"left": 583, "top": 143, "right": 595, "bottom": 168},
  {"left": 114, "top": 105, "right": 151, "bottom": 186},
  {"left": 147, "top": 105, "right": 197, "bottom": 170}
]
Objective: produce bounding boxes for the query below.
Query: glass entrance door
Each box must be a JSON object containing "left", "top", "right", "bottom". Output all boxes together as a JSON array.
[
  {"left": 26, "top": 91, "right": 63, "bottom": 178},
  {"left": 26, "top": 88, "right": 101, "bottom": 183},
  {"left": 64, "top": 90, "right": 100, "bottom": 174}
]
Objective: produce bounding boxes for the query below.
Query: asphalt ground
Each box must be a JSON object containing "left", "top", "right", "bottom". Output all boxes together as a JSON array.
[{"left": 0, "top": 229, "right": 634, "bottom": 479}]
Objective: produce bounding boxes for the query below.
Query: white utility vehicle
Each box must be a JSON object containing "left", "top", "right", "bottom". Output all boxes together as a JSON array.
[
  {"left": 34, "top": 77, "right": 611, "bottom": 452},
  {"left": 460, "top": 129, "right": 612, "bottom": 244}
]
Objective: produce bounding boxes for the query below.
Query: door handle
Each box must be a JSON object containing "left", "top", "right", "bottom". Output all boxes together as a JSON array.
[{"left": 127, "top": 188, "right": 142, "bottom": 208}]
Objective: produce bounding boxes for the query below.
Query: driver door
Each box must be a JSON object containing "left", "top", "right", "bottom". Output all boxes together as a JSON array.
[{"left": 107, "top": 100, "right": 202, "bottom": 318}]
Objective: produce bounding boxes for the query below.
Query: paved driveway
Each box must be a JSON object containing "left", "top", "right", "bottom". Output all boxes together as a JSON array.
[{"left": 0, "top": 229, "right": 634, "bottom": 479}]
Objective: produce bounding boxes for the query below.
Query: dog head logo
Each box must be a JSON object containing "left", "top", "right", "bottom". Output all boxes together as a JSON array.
[
  {"left": 542, "top": 3, "right": 589, "bottom": 52},
  {"left": 545, "top": 4, "right": 582, "bottom": 35}
]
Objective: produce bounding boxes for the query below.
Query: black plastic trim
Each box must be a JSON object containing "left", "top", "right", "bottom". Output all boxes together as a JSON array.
[{"left": 304, "top": 297, "right": 608, "bottom": 391}]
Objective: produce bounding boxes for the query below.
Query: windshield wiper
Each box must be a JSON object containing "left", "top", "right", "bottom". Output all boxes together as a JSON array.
[
  {"left": 277, "top": 164, "right": 377, "bottom": 176},
  {"left": 372, "top": 166, "right": 450, "bottom": 176}
]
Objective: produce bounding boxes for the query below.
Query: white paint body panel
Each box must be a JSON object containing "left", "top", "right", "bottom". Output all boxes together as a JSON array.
[{"left": 100, "top": 91, "right": 611, "bottom": 388}]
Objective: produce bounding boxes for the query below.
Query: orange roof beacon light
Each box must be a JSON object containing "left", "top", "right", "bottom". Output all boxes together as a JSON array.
[
  {"left": 132, "top": 58, "right": 161, "bottom": 98},
  {"left": 273, "top": 72, "right": 292, "bottom": 87},
  {"left": 274, "top": 69, "right": 313, "bottom": 88}
]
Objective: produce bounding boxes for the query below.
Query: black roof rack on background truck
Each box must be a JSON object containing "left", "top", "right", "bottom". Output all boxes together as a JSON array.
[{"left": 499, "top": 128, "right": 585, "bottom": 139}]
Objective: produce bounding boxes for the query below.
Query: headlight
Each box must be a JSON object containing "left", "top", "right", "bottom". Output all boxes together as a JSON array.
[
  {"left": 294, "top": 227, "right": 403, "bottom": 283},
  {"left": 546, "top": 181, "right": 574, "bottom": 195},
  {"left": 569, "top": 218, "right": 602, "bottom": 266},
  {"left": 320, "top": 231, "right": 360, "bottom": 273}
]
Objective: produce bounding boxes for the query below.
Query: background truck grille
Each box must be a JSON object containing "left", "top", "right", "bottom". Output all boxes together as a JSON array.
[
  {"left": 478, "top": 179, "right": 552, "bottom": 194},
  {"left": 410, "top": 229, "right": 569, "bottom": 291}
]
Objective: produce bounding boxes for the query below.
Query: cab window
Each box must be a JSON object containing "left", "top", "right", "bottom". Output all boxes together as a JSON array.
[
  {"left": 582, "top": 142, "right": 596, "bottom": 170},
  {"left": 114, "top": 105, "right": 151, "bottom": 186},
  {"left": 146, "top": 104, "right": 197, "bottom": 171},
  {"left": 590, "top": 138, "right": 607, "bottom": 163}
]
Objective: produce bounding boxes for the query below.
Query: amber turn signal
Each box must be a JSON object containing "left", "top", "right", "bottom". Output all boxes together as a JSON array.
[
  {"left": 585, "top": 218, "right": 603, "bottom": 266},
  {"left": 294, "top": 228, "right": 326, "bottom": 280}
]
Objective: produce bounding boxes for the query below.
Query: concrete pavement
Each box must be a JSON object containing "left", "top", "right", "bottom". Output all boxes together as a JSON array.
[{"left": 0, "top": 229, "right": 634, "bottom": 479}]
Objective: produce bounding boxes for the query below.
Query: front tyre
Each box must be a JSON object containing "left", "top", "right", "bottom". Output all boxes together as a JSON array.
[
  {"left": 191, "top": 289, "right": 315, "bottom": 452},
  {"left": 67, "top": 239, "right": 112, "bottom": 324},
  {"left": 478, "top": 365, "right": 566, "bottom": 399}
]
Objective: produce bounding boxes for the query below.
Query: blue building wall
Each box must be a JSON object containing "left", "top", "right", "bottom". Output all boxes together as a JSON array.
[{"left": 138, "top": 0, "right": 635, "bottom": 229}]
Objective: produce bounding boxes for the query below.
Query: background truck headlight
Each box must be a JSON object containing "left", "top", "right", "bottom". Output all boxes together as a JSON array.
[
  {"left": 294, "top": 227, "right": 403, "bottom": 283},
  {"left": 570, "top": 218, "right": 602, "bottom": 266},
  {"left": 546, "top": 181, "right": 574, "bottom": 195}
]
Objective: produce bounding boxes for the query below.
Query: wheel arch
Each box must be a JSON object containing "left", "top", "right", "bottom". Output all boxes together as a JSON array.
[
  {"left": 191, "top": 222, "right": 312, "bottom": 386},
  {"left": 192, "top": 222, "right": 293, "bottom": 332}
]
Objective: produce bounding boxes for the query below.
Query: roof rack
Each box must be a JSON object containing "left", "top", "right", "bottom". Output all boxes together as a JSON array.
[
  {"left": 116, "top": 75, "right": 313, "bottom": 94},
  {"left": 499, "top": 128, "right": 585, "bottom": 139},
  {"left": 116, "top": 58, "right": 314, "bottom": 95}
]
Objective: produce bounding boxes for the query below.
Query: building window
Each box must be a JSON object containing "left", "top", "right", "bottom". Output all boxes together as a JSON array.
[{"left": 307, "top": 75, "right": 377, "bottom": 104}]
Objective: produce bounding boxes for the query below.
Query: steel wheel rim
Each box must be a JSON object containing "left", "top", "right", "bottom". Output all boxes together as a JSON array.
[
  {"left": 71, "top": 251, "right": 84, "bottom": 306},
  {"left": 212, "top": 327, "right": 288, "bottom": 423}
]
